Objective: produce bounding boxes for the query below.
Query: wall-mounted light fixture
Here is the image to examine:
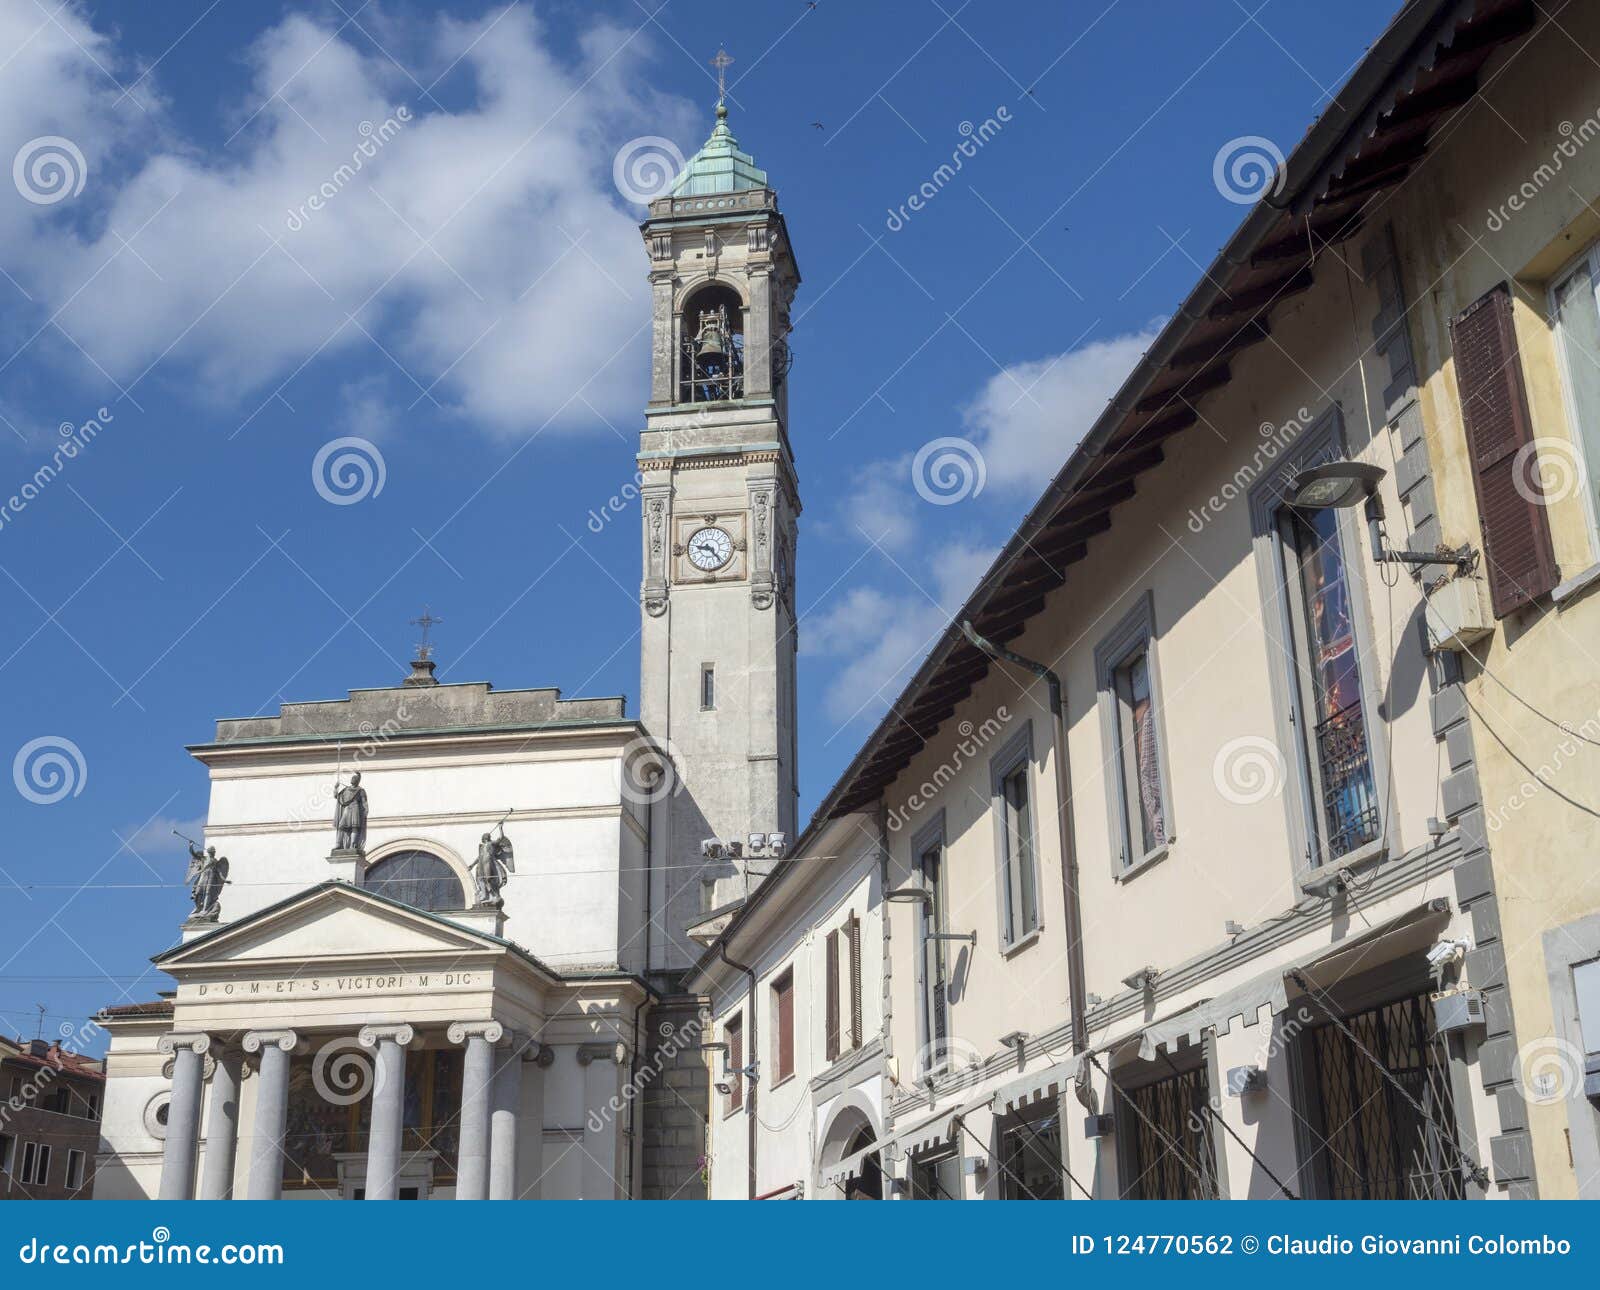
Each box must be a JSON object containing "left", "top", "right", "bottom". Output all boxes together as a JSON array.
[
  {"left": 1288, "top": 461, "right": 1476, "bottom": 573},
  {"left": 886, "top": 887, "right": 977, "bottom": 944}
]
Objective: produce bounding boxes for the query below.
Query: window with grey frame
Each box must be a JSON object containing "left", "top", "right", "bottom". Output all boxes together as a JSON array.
[
  {"left": 1276, "top": 501, "right": 1380, "bottom": 865},
  {"left": 1249, "top": 410, "right": 1387, "bottom": 879},
  {"left": 990, "top": 726, "right": 1041, "bottom": 947},
  {"left": 1095, "top": 594, "right": 1173, "bottom": 876}
]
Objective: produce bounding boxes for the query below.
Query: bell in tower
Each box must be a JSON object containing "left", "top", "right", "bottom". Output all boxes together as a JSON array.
[{"left": 681, "top": 290, "right": 744, "bottom": 403}]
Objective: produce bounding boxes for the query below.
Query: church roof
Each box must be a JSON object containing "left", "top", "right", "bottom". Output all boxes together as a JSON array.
[{"left": 668, "top": 102, "right": 769, "bottom": 196}]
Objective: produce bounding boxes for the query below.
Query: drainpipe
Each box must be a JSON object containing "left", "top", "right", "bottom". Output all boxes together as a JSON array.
[
  {"left": 960, "top": 623, "right": 1089, "bottom": 1076},
  {"left": 716, "top": 941, "right": 759, "bottom": 1199}
]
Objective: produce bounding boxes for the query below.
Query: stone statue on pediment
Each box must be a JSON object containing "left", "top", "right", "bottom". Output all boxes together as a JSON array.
[
  {"left": 333, "top": 771, "right": 367, "bottom": 853},
  {"left": 472, "top": 830, "right": 514, "bottom": 908},
  {"left": 185, "top": 842, "right": 228, "bottom": 921}
]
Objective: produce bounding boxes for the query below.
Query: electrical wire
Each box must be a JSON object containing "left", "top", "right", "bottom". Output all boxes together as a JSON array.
[{"left": 1155, "top": 1050, "right": 1297, "bottom": 1199}]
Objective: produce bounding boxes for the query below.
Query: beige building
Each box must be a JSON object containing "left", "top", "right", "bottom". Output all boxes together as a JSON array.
[
  {"left": 695, "top": 0, "right": 1580, "bottom": 1201},
  {"left": 1379, "top": 0, "right": 1600, "bottom": 1199}
]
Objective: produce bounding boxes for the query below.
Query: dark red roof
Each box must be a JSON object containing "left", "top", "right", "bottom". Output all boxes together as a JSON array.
[
  {"left": 96, "top": 999, "right": 173, "bottom": 1018},
  {"left": 4, "top": 1043, "right": 105, "bottom": 1082}
]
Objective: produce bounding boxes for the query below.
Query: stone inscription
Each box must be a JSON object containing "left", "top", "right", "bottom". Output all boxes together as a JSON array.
[{"left": 193, "top": 972, "right": 478, "bottom": 998}]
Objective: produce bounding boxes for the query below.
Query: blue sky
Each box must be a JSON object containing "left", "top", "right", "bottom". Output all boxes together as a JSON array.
[{"left": 0, "top": 0, "right": 1399, "bottom": 1045}]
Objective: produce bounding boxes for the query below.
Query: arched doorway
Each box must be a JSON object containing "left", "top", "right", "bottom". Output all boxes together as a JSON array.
[
  {"left": 840, "top": 1125, "right": 883, "bottom": 1200},
  {"left": 815, "top": 1094, "right": 883, "bottom": 1200}
]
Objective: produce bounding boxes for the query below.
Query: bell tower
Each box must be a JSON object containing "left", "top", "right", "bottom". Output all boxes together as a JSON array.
[{"left": 638, "top": 95, "right": 801, "bottom": 971}]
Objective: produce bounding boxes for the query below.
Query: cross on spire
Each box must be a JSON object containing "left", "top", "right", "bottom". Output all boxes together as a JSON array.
[
  {"left": 410, "top": 605, "right": 443, "bottom": 661},
  {"left": 710, "top": 48, "right": 733, "bottom": 103}
]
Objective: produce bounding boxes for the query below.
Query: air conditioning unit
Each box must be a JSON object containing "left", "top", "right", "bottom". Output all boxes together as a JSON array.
[{"left": 1424, "top": 578, "right": 1492, "bottom": 654}]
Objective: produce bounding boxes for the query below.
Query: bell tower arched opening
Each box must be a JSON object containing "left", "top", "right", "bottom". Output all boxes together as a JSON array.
[{"left": 679, "top": 282, "right": 745, "bottom": 404}]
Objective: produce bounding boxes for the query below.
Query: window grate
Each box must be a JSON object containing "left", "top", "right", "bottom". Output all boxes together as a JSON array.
[
  {"left": 1122, "top": 1065, "right": 1217, "bottom": 1199},
  {"left": 1309, "top": 991, "right": 1465, "bottom": 1199},
  {"left": 1312, "top": 699, "right": 1380, "bottom": 860}
]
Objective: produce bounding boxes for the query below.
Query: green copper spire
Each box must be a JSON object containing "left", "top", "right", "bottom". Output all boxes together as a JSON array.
[{"left": 668, "top": 99, "right": 770, "bottom": 197}]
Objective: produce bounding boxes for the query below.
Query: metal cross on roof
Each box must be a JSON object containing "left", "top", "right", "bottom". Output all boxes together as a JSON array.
[
  {"left": 710, "top": 48, "right": 733, "bottom": 101},
  {"left": 410, "top": 605, "right": 443, "bottom": 661}
]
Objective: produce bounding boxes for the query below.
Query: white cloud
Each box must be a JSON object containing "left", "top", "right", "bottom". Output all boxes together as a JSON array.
[
  {"left": 0, "top": 3, "right": 700, "bottom": 435},
  {"left": 961, "top": 323, "right": 1164, "bottom": 491},
  {"left": 119, "top": 814, "right": 208, "bottom": 865},
  {"left": 805, "top": 540, "right": 995, "bottom": 728}
]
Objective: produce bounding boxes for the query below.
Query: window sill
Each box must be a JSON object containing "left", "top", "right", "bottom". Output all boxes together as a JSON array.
[
  {"left": 1114, "top": 840, "right": 1173, "bottom": 884},
  {"left": 1554, "top": 560, "right": 1600, "bottom": 609},
  {"left": 1000, "top": 927, "right": 1042, "bottom": 958},
  {"left": 769, "top": 1073, "right": 796, "bottom": 1092},
  {"left": 1298, "top": 838, "right": 1388, "bottom": 896}
]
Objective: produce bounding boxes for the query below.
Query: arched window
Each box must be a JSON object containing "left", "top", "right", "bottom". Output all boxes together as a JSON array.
[
  {"left": 679, "top": 283, "right": 745, "bottom": 403},
  {"left": 362, "top": 850, "right": 465, "bottom": 912}
]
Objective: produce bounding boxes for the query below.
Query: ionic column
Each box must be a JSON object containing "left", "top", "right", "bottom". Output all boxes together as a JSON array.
[
  {"left": 157, "top": 1033, "right": 210, "bottom": 1200},
  {"left": 198, "top": 1046, "right": 242, "bottom": 1200},
  {"left": 577, "top": 1042, "right": 625, "bottom": 1201},
  {"left": 241, "top": 1030, "right": 300, "bottom": 1201},
  {"left": 448, "top": 1021, "right": 503, "bottom": 1200},
  {"left": 486, "top": 1033, "right": 520, "bottom": 1200},
  {"left": 357, "top": 1024, "right": 415, "bottom": 1201}
]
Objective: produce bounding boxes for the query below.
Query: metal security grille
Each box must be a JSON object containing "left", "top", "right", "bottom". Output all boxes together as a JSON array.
[
  {"left": 1309, "top": 991, "right": 1465, "bottom": 1199},
  {"left": 1312, "top": 700, "right": 1380, "bottom": 860},
  {"left": 1122, "top": 1065, "right": 1217, "bottom": 1199}
]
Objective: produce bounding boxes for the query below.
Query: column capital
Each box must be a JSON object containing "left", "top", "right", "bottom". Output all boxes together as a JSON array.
[
  {"left": 241, "top": 1029, "right": 301, "bottom": 1055},
  {"left": 158, "top": 1032, "right": 211, "bottom": 1057},
  {"left": 448, "top": 1019, "right": 505, "bottom": 1046},
  {"left": 576, "top": 1041, "right": 626, "bottom": 1066},
  {"left": 357, "top": 1023, "right": 417, "bottom": 1049}
]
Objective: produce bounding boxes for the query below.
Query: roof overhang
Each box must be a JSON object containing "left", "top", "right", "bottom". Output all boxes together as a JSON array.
[{"left": 817, "top": 0, "right": 1538, "bottom": 821}]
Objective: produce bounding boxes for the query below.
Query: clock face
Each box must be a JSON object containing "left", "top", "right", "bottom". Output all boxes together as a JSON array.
[{"left": 687, "top": 526, "right": 734, "bottom": 571}]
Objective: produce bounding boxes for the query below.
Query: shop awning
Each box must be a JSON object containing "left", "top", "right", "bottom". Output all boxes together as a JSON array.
[
  {"left": 818, "top": 1141, "right": 881, "bottom": 1190},
  {"left": 989, "top": 1052, "right": 1084, "bottom": 1117},
  {"left": 1137, "top": 896, "right": 1452, "bottom": 1060},
  {"left": 887, "top": 1106, "right": 961, "bottom": 1160}
]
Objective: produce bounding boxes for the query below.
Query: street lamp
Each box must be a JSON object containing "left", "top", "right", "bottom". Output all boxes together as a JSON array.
[
  {"left": 886, "top": 887, "right": 976, "bottom": 944},
  {"left": 1287, "top": 461, "right": 1476, "bottom": 573}
]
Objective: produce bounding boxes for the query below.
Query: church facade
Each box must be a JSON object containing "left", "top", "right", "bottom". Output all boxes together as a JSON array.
[{"left": 93, "top": 99, "right": 797, "bottom": 1201}]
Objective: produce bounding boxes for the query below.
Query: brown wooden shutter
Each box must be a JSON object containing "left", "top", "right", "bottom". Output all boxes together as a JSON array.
[
  {"left": 727, "top": 1014, "right": 743, "bottom": 1110},
  {"left": 1450, "top": 282, "right": 1558, "bottom": 617},
  {"left": 847, "top": 913, "right": 863, "bottom": 1049},
  {"left": 824, "top": 931, "right": 840, "bottom": 1061},
  {"left": 774, "top": 972, "right": 794, "bottom": 1081}
]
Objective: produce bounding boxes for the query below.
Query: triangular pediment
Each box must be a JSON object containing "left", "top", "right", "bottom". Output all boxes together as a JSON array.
[{"left": 156, "top": 883, "right": 503, "bottom": 971}]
